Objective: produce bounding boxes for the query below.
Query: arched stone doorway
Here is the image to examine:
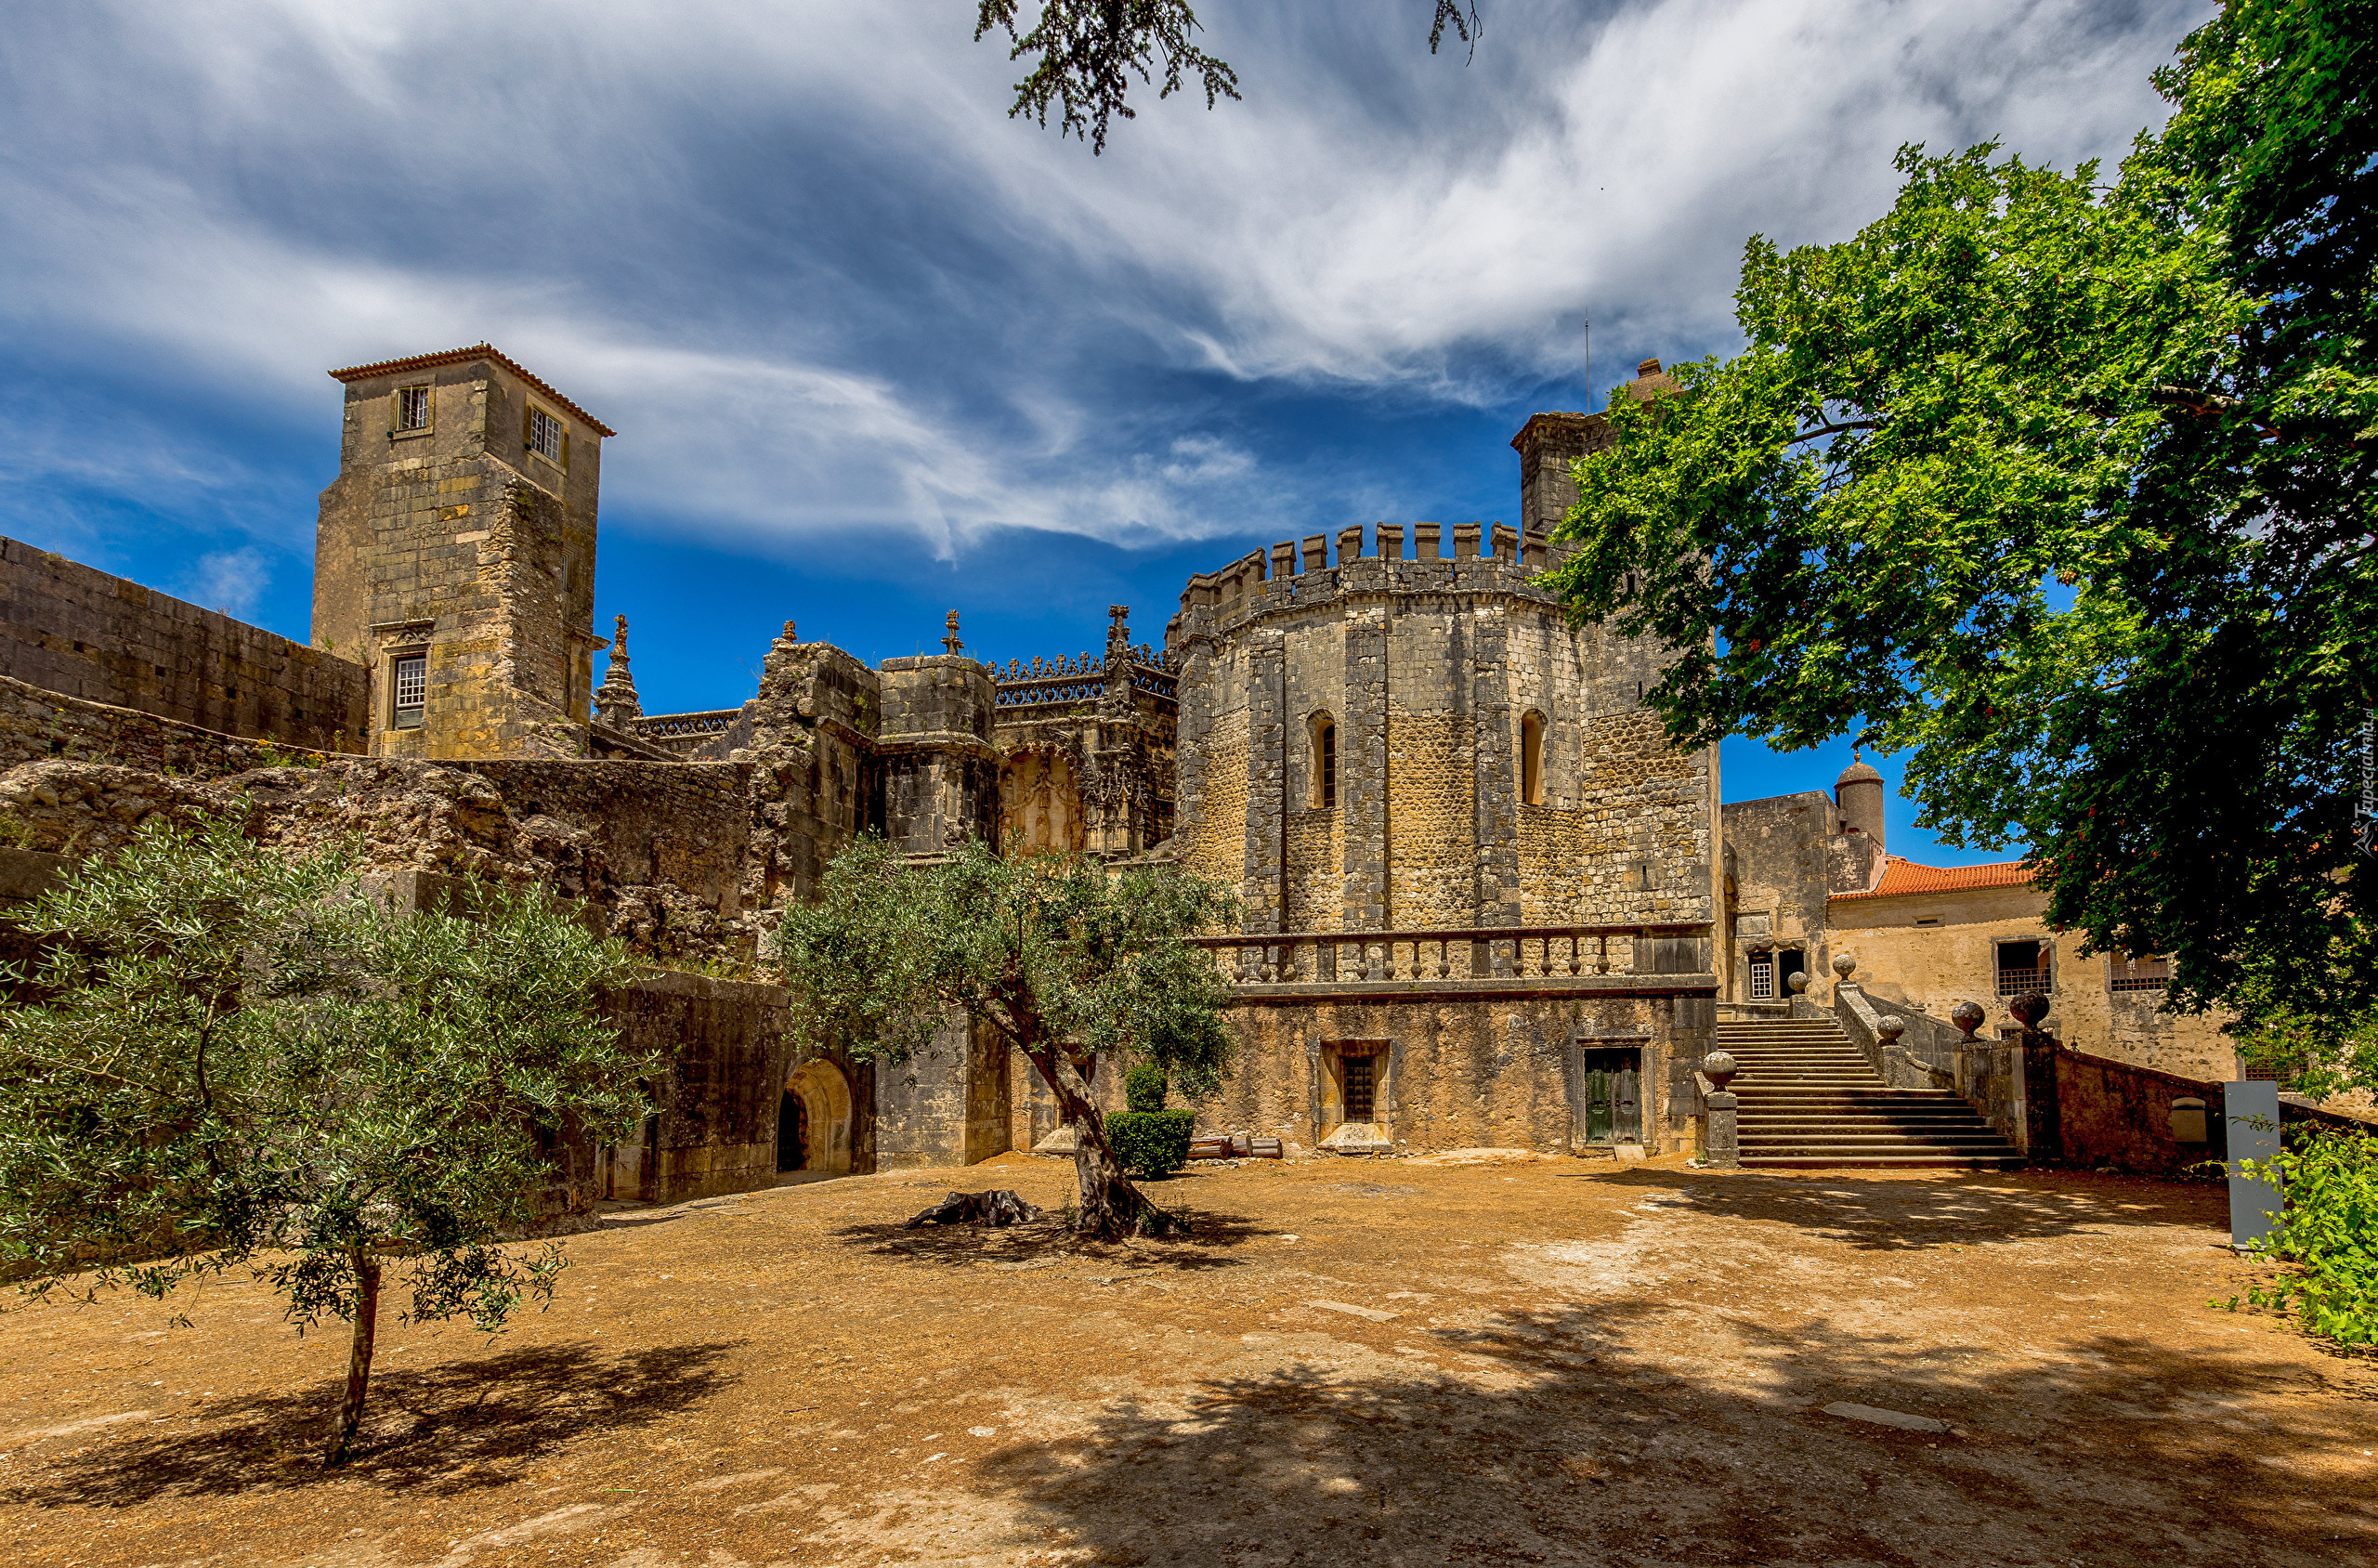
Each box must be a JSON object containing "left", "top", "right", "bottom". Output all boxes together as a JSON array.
[{"left": 778, "top": 1058, "right": 855, "bottom": 1174}]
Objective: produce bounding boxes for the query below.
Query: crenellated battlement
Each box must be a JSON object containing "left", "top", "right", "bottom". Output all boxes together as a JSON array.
[{"left": 1169, "top": 518, "right": 1563, "bottom": 636}]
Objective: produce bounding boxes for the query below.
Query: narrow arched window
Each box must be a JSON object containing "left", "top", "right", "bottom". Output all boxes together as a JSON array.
[
  {"left": 1312, "top": 714, "right": 1337, "bottom": 809},
  {"left": 1520, "top": 710, "right": 1546, "bottom": 806}
]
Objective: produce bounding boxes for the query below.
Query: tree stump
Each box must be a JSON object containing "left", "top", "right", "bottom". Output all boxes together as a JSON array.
[{"left": 904, "top": 1189, "right": 1045, "bottom": 1227}]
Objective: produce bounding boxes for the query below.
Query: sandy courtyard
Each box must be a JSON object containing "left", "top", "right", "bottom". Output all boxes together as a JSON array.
[{"left": 2, "top": 1150, "right": 2371, "bottom": 1567}]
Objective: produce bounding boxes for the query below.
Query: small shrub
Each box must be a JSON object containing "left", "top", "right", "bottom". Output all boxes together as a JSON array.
[
  {"left": 1124, "top": 1061, "right": 1168, "bottom": 1113},
  {"left": 1105, "top": 1108, "right": 1194, "bottom": 1178},
  {"left": 2242, "top": 1129, "right": 2378, "bottom": 1347}
]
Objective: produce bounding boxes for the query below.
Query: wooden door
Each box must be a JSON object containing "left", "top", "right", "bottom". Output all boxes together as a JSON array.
[{"left": 1578, "top": 1048, "right": 1642, "bottom": 1144}]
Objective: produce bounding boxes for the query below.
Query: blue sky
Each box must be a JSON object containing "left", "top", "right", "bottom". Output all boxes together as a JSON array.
[{"left": 0, "top": 0, "right": 2207, "bottom": 867}]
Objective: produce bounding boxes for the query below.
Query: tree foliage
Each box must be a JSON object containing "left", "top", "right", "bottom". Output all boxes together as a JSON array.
[
  {"left": 973, "top": 2, "right": 1478, "bottom": 153},
  {"left": 0, "top": 815, "right": 656, "bottom": 1461},
  {"left": 776, "top": 836, "right": 1237, "bottom": 1236},
  {"left": 1545, "top": 0, "right": 2375, "bottom": 1089}
]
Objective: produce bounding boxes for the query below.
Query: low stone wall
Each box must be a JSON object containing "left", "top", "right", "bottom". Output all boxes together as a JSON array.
[
  {"left": 2050, "top": 1048, "right": 2226, "bottom": 1176},
  {"left": 0, "top": 537, "right": 368, "bottom": 752},
  {"left": 0, "top": 673, "right": 293, "bottom": 778}
]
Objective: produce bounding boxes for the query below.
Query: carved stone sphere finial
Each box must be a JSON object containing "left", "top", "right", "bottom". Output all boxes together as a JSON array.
[
  {"left": 1950, "top": 1000, "right": 1986, "bottom": 1041},
  {"left": 1702, "top": 1049, "right": 1737, "bottom": 1090},
  {"left": 1786, "top": 969, "right": 1809, "bottom": 994},
  {"left": 1876, "top": 1015, "right": 1906, "bottom": 1044},
  {"left": 2008, "top": 992, "right": 2050, "bottom": 1028},
  {"left": 1832, "top": 951, "right": 1857, "bottom": 980}
]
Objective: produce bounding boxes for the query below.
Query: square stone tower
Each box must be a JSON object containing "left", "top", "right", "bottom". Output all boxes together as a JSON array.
[{"left": 313, "top": 344, "right": 612, "bottom": 759}]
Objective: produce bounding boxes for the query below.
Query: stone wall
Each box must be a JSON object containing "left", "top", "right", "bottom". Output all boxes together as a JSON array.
[
  {"left": 1828, "top": 882, "right": 2237, "bottom": 1078},
  {"left": 609, "top": 971, "right": 802, "bottom": 1204},
  {"left": 0, "top": 538, "right": 368, "bottom": 753},
  {"left": 1191, "top": 987, "right": 1715, "bottom": 1155},
  {"left": 1722, "top": 791, "right": 1849, "bottom": 1006},
  {"left": 1166, "top": 523, "right": 1718, "bottom": 947},
  {"left": 875, "top": 1017, "right": 1013, "bottom": 1169}
]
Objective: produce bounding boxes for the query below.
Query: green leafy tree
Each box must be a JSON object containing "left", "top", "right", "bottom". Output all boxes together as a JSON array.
[
  {"left": 1546, "top": 0, "right": 2375, "bottom": 1089},
  {"left": 973, "top": 2, "right": 1478, "bottom": 153},
  {"left": 776, "top": 836, "right": 1237, "bottom": 1237},
  {"left": 0, "top": 815, "right": 656, "bottom": 1463}
]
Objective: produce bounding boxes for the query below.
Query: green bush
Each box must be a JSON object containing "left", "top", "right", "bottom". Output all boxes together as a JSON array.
[
  {"left": 1124, "top": 1061, "right": 1168, "bottom": 1113},
  {"left": 2242, "top": 1130, "right": 2378, "bottom": 1347},
  {"left": 1104, "top": 1108, "right": 1194, "bottom": 1178}
]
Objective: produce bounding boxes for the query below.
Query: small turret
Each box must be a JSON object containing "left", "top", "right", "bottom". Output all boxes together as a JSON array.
[{"left": 1836, "top": 754, "right": 1885, "bottom": 850}]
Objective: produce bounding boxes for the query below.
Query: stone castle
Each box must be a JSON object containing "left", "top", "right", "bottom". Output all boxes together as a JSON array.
[{"left": 0, "top": 343, "right": 2246, "bottom": 1200}]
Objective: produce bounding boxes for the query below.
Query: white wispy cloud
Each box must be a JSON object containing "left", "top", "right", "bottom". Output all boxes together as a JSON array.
[{"left": 0, "top": 0, "right": 2209, "bottom": 560}]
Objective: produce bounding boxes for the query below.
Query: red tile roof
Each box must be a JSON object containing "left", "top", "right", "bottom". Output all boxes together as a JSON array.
[
  {"left": 328, "top": 343, "right": 615, "bottom": 436},
  {"left": 1831, "top": 855, "right": 2036, "bottom": 901}
]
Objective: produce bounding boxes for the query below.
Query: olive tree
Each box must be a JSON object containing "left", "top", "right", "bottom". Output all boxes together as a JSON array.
[
  {"left": 0, "top": 814, "right": 658, "bottom": 1463},
  {"left": 776, "top": 835, "right": 1238, "bottom": 1237}
]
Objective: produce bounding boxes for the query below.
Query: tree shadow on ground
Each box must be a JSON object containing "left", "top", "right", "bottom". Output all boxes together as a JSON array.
[
  {"left": 1554, "top": 1166, "right": 2227, "bottom": 1251},
  {"left": 4, "top": 1339, "right": 738, "bottom": 1509},
  {"left": 973, "top": 1300, "right": 2376, "bottom": 1567}
]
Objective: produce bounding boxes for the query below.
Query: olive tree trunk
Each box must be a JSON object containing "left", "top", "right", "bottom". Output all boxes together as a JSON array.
[
  {"left": 1032, "top": 1050, "right": 1173, "bottom": 1238},
  {"left": 325, "top": 1251, "right": 382, "bottom": 1465}
]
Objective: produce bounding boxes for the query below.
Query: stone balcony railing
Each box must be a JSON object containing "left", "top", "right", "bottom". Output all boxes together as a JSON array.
[{"left": 1188, "top": 921, "right": 1715, "bottom": 994}]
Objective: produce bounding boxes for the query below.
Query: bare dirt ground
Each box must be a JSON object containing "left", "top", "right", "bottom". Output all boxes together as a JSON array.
[{"left": 3, "top": 1150, "right": 2373, "bottom": 1568}]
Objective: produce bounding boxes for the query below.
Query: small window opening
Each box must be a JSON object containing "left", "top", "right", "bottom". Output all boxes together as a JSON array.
[
  {"left": 1747, "top": 951, "right": 1775, "bottom": 1000},
  {"left": 1520, "top": 710, "right": 1546, "bottom": 805},
  {"left": 528, "top": 406, "right": 564, "bottom": 464},
  {"left": 1313, "top": 716, "right": 1337, "bottom": 809},
  {"left": 390, "top": 653, "right": 426, "bottom": 729},
  {"left": 1342, "top": 1053, "right": 1376, "bottom": 1122},
  {"left": 2109, "top": 953, "right": 2171, "bottom": 993},
  {"left": 397, "top": 384, "right": 431, "bottom": 432},
  {"left": 1995, "top": 939, "right": 2046, "bottom": 996}
]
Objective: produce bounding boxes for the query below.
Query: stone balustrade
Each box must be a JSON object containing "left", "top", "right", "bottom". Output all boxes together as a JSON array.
[{"left": 1187, "top": 921, "right": 1712, "bottom": 987}]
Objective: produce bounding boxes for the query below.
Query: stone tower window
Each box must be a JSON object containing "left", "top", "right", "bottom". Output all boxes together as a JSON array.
[
  {"left": 1311, "top": 715, "right": 1337, "bottom": 809},
  {"left": 1747, "top": 951, "right": 1775, "bottom": 1000},
  {"left": 1520, "top": 710, "right": 1546, "bottom": 805},
  {"left": 389, "top": 652, "right": 426, "bottom": 729},
  {"left": 527, "top": 405, "right": 566, "bottom": 465},
  {"left": 396, "top": 385, "right": 431, "bottom": 432}
]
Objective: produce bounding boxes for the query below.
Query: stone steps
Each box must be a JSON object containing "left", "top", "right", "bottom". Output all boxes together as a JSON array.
[{"left": 1717, "top": 1017, "right": 2021, "bottom": 1169}]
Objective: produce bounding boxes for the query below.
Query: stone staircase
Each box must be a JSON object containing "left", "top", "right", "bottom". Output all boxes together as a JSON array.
[{"left": 1716, "top": 1017, "right": 2022, "bottom": 1169}]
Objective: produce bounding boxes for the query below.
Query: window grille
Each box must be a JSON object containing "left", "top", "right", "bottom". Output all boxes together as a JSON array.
[
  {"left": 391, "top": 654, "right": 426, "bottom": 728},
  {"left": 1342, "top": 1053, "right": 1376, "bottom": 1122},
  {"left": 1995, "top": 939, "right": 2046, "bottom": 996},
  {"left": 1747, "top": 952, "right": 1775, "bottom": 1000},
  {"left": 397, "top": 385, "right": 431, "bottom": 431},
  {"left": 2108, "top": 954, "right": 2172, "bottom": 993},
  {"left": 529, "top": 406, "right": 564, "bottom": 463}
]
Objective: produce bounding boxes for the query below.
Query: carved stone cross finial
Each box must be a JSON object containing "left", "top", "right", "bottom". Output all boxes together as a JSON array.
[
  {"left": 781, "top": 619, "right": 797, "bottom": 644},
  {"left": 943, "top": 610, "right": 963, "bottom": 654}
]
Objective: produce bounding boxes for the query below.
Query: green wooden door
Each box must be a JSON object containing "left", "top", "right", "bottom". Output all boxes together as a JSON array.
[{"left": 1578, "top": 1049, "right": 1643, "bottom": 1144}]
